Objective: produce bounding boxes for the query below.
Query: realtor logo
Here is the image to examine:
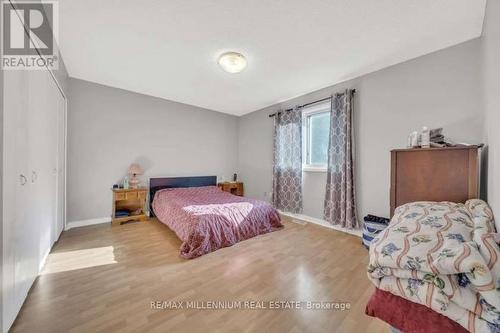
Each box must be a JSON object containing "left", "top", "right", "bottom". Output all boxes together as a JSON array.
[{"left": 2, "top": 0, "right": 59, "bottom": 69}]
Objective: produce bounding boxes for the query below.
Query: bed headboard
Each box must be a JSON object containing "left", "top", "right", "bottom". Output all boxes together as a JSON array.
[{"left": 149, "top": 176, "right": 217, "bottom": 217}]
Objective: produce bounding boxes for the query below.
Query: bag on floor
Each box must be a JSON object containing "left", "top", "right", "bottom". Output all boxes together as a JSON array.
[{"left": 362, "top": 215, "right": 390, "bottom": 249}]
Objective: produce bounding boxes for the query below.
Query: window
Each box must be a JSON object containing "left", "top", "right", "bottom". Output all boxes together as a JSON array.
[{"left": 303, "top": 101, "right": 331, "bottom": 172}]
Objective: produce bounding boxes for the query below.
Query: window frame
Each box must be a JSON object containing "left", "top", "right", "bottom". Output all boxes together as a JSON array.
[{"left": 302, "top": 101, "right": 331, "bottom": 172}]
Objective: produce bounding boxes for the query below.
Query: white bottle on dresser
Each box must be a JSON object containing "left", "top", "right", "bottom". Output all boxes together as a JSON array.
[{"left": 421, "top": 126, "right": 430, "bottom": 148}]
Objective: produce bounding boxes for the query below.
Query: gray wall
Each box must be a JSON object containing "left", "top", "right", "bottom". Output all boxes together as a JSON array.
[
  {"left": 483, "top": 0, "right": 500, "bottom": 230},
  {"left": 67, "top": 78, "right": 239, "bottom": 222},
  {"left": 238, "top": 38, "right": 483, "bottom": 221}
]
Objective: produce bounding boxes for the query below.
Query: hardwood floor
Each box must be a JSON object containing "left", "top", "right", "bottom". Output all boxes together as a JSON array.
[{"left": 10, "top": 216, "right": 387, "bottom": 333}]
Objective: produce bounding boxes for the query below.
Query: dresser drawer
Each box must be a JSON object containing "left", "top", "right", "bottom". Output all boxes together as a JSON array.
[
  {"left": 126, "top": 191, "right": 138, "bottom": 200},
  {"left": 138, "top": 191, "right": 146, "bottom": 200},
  {"left": 115, "top": 192, "right": 126, "bottom": 200}
]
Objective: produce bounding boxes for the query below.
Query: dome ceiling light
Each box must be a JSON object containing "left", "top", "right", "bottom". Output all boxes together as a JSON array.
[{"left": 218, "top": 52, "right": 247, "bottom": 73}]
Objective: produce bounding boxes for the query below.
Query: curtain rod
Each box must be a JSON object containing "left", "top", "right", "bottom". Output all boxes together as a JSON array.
[{"left": 268, "top": 89, "right": 356, "bottom": 118}]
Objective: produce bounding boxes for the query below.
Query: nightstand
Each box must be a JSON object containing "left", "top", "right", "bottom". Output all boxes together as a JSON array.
[
  {"left": 218, "top": 182, "right": 244, "bottom": 196},
  {"left": 111, "top": 187, "right": 148, "bottom": 225}
]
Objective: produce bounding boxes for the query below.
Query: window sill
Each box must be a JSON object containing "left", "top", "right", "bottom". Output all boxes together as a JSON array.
[{"left": 302, "top": 166, "right": 327, "bottom": 173}]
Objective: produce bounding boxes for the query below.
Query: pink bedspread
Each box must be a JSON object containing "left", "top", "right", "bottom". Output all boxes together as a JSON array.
[{"left": 152, "top": 186, "right": 283, "bottom": 259}]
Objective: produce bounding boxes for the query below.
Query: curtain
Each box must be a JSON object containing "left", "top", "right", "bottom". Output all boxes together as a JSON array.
[
  {"left": 272, "top": 107, "right": 303, "bottom": 213},
  {"left": 324, "top": 89, "right": 358, "bottom": 228}
]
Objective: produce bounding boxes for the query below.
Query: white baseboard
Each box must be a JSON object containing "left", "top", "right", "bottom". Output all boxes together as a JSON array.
[
  {"left": 65, "top": 217, "right": 111, "bottom": 230},
  {"left": 279, "top": 211, "right": 362, "bottom": 237}
]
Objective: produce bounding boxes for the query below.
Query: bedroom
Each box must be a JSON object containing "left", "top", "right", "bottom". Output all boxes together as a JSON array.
[{"left": 1, "top": 0, "right": 499, "bottom": 332}]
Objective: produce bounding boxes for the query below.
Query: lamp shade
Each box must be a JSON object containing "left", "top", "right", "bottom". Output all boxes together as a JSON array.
[{"left": 128, "top": 163, "right": 144, "bottom": 175}]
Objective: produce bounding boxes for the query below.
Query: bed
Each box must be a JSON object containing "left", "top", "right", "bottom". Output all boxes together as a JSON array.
[{"left": 150, "top": 176, "right": 283, "bottom": 259}]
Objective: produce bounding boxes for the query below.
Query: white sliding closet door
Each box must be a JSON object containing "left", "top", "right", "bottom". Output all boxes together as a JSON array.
[
  {"left": 2, "top": 66, "right": 66, "bottom": 332},
  {"left": 18, "top": 68, "right": 42, "bottom": 310},
  {"left": 28, "top": 69, "right": 58, "bottom": 265},
  {"left": 3, "top": 69, "right": 32, "bottom": 320}
]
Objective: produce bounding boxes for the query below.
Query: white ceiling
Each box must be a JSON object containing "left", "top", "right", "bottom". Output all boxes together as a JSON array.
[{"left": 59, "top": 0, "right": 486, "bottom": 116}]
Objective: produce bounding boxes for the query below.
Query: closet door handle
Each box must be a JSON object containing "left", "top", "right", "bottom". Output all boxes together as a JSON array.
[
  {"left": 19, "top": 174, "right": 27, "bottom": 186},
  {"left": 31, "top": 171, "right": 37, "bottom": 183}
]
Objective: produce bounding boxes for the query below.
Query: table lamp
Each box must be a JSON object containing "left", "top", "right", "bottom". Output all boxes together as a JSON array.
[{"left": 128, "top": 163, "right": 144, "bottom": 188}]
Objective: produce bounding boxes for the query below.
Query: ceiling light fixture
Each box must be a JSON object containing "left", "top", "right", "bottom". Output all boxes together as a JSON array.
[{"left": 218, "top": 52, "right": 247, "bottom": 73}]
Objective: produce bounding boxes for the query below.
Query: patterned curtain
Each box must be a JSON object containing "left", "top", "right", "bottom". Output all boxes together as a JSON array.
[
  {"left": 272, "top": 107, "right": 303, "bottom": 213},
  {"left": 324, "top": 90, "right": 358, "bottom": 228}
]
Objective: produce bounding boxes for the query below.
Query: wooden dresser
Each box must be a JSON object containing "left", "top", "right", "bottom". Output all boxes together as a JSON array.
[
  {"left": 112, "top": 187, "right": 148, "bottom": 225},
  {"left": 390, "top": 146, "right": 479, "bottom": 216},
  {"left": 218, "top": 182, "right": 244, "bottom": 196}
]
